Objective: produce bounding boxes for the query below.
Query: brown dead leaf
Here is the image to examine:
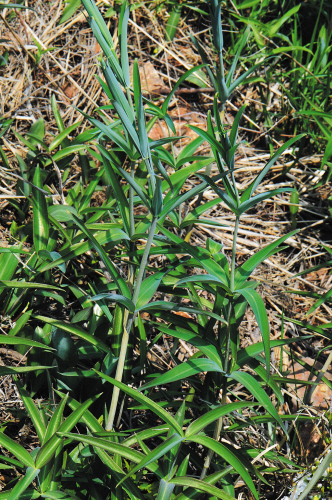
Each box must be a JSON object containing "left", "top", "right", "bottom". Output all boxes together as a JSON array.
[
  {"left": 148, "top": 103, "right": 206, "bottom": 148},
  {"left": 61, "top": 82, "right": 78, "bottom": 99},
  {"left": 129, "top": 61, "right": 166, "bottom": 94}
]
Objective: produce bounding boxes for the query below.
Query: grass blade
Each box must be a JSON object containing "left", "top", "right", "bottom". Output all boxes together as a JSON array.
[
  {"left": 170, "top": 477, "right": 235, "bottom": 500},
  {"left": 32, "top": 166, "right": 49, "bottom": 255},
  {"left": 0, "top": 434, "right": 34, "bottom": 468},
  {"left": 230, "top": 371, "right": 287, "bottom": 434},
  {"left": 188, "top": 435, "right": 258, "bottom": 499},
  {"left": 95, "top": 372, "right": 183, "bottom": 435},
  {"left": 8, "top": 468, "right": 40, "bottom": 500},
  {"left": 236, "top": 287, "right": 270, "bottom": 375}
]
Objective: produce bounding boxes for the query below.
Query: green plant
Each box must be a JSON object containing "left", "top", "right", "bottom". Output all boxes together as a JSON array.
[{"left": 0, "top": 0, "right": 312, "bottom": 498}]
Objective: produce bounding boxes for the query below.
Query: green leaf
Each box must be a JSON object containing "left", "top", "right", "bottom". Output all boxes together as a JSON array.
[
  {"left": 158, "top": 225, "right": 230, "bottom": 287},
  {"left": 153, "top": 324, "right": 222, "bottom": 367},
  {"left": 33, "top": 316, "right": 111, "bottom": 354},
  {"left": 187, "top": 435, "right": 258, "bottom": 499},
  {"left": 51, "top": 144, "right": 87, "bottom": 161},
  {"left": 165, "top": 3, "right": 182, "bottom": 41},
  {"left": 197, "top": 173, "right": 238, "bottom": 213},
  {"left": 0, "top": 3, "right": 36, "bottom": 10},
  {"left": 140, "top": 359, "right": 223, "bottom": 390},
  {"left": 119, "top": 4, "right": 130, "bottom": 86},
  {"left": 118, "top": 433, "right": 183, "bottom": 486},
  {"left": 68, "top": 213, "right": 131, "bottom": 299},
  {"left": 306, "top": 286, "right": 332, "bottom": 317},
  {"left": 32, "top": 166, "right": 49, "bottom": 255},
  {"left": 35, "top": 395, "right": 100, "bottom": 468},
  {"left": 162, "top": 65, "right": 207, "bottom": 113},
  {"left": 0, "top": 366, "right": 53, "bottom": 376},
  {"left": 49, "top": 121, "right": 82, "bottom": 151},
  {"left": 8, "top": 468, "right": 40, "bottom": 500},
  {"left": 48, "top": 205, "right": 79, "bottom": 223},
  {"left": 175, "top": 274, "right": 231, "bottom": 294},
  {"left": 236, "top": 287, "right": 270, "bottom": 375},
  {"left": 240, "top": 135, "right": 305, "bottom": 202},
  {"left": 170, "top": 477, "right": 235, "bottom": 500},
  {"left": 296, "top": 449, "right": 332, "bottom": 500},
  {"left": 151, "top": 177, "right": 163, "bottom": 217},
  {"left": 83, "top": 114, "right": 134, "bottom": 158},
  {"left": 112, "top": 100, "right": 141, "bottom": 154},
  {"left": 15, "top": 379, "right": 46, "bottom": 442},
  {"left": 59, "top": 0, "right": 81, "bottom": 23},
  {"left": 117, "top": 165, "right": 151, "bottom": 209},
  {"left": 90, "top": 292, "right": 135, "bottom": 313},
  {"left": 0, "top": 490, "right": 41, "bottom": 500},
  {"left": 230, "top": 371, "right": 287, "bottom": 434},
  {"left": 136, "top": 270, "right": 168, "bottom": 309},
  {"left": 238, "top": 188, "right": 291, "bottom": 215},
  {"left": 95, "top": 372, "right": 183, "bottom": 435},
  {"left": 0, "top": 434, "right": 34, "bottom": 468},
  {"left": 137, "top": 301, "right": 226, "bottom": 325},
  {"left": 134, "top": 61, "right": 149, "bottom": 159},
  {"left": 0, "top": 281, "right": 61, "bottom": 290},
  {"left": 37, "top": 228, "right": 129, "bottom": 273},
  {"left": 57, "top": 432, "right": 163, "bottom": 477},
  {"left": 185, "top": 401, "right": 257, "bottom": 437},
  {"left": 234, "top": 230, "right": 299, "bottom": 289},
  {"left": 0, "top": 335, "right": 54, "bottom": 351}
]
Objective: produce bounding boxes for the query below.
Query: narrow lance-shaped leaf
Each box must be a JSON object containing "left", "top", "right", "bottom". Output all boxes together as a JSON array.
[
  {"left": 238, "top": 188, "right": 292, "bottom": 215},
  {"left": 113, "top": 100, "right": 141, "bottom": 154},
  {"left": 185, "top": 401, "right": 257, "bottom": 437},
  {"left": 0, "top": 433, "right": 34, "bottom": 468},
  {"left": 55, "top": 432, "right": 163, "bottom": 478},
  {"left": 133, "top": 59, "right": 149, "bottom": 160},
  {"left": 48, "top": 121, "right": 82, "bottom": 152},
  {"left": 234, "top": 229, "right": 299, "bottom": 289},
  {"left": 32, "top": 166, "right": 49, "bottom": 255},
  {"left": 35, "top": 394, "right": 100, "bottom": 469},
  {"left": 119, "top": 3, "right": 130, "bottom": 87},
  {"left": 14, "top": 378, "right": 46, "bottom": 442},
  {"left": 170, "top": 477, "right": 235, "bottom": 500},
  {"left": 240, "top": 134, "right": 305, "bottom": 202},
  {"left": 33, "top": 316, "right": 111, "bottom": 354},
  {"left": 7, "top": 467, "right": 40, "bottom": 500},
  {"left": 140, "top": 359, "right": 224, "bottom": 391},
  {"left": 117, "top": 165, "right": 151, "bottom": 209},
  {"left": 230, "top": 371, "right": 287, "bottom": 434},
  {"left": 187, "top": 435, "right": 258, "bottom": 500},
  {"left": 68, "top": 213, "right": 131, "bottom": 299},
  {"left": 90, "top": 292, "right": 135, "bottom": 313},
  {"left": 236, "top": 287, "right": 270, "bottom": 375},
  {"left": 118, "top": 433, "right": 184, "bottom": 487},
  {"left": 162, "top": 65, "right": 207, "bottom": 113},
  {"left": 95, "top": 372, "right": 183, "bottom": 436}
]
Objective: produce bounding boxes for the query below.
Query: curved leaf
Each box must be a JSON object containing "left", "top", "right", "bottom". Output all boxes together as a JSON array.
[{"left": 140, "top": 359, "right": 223, "bottom": 390}]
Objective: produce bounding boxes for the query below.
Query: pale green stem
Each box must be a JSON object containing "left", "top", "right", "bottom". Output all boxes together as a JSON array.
[
  {"left": 105, "top": 217, "right": 158, "bottom": 431},
  {"left": 129, "top": 162, "right": 135, "bottom": 238},
  {"left": 230, "top": 216, "right": 240, "bottom": 293},
  {"left": 200, "top": 216, "right": 240, "bottom": 479}
]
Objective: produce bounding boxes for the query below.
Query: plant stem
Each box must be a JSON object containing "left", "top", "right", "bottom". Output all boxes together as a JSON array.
[
  {"left": 230, "top": 216, "right": 239, "bottom": 292},
  {"left": 105, "top": 217, "right": 158, "bottom": 431},
  {"left": 199, "top": 305, "right": 232, "bottom": 480},
  {"left": 200, "top": 216, "right": 239, "bottom": 479}
]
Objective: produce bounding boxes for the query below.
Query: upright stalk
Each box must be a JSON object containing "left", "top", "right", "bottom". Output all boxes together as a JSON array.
[
  {"left": 200, "top": 215, "right": 240, "bottom": 479},
  {"left": 230, "top": 216, "right": 240, "bottom": 293},
  {"left": 105, "top": 217, "right": 158, "bottom": 431}
]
